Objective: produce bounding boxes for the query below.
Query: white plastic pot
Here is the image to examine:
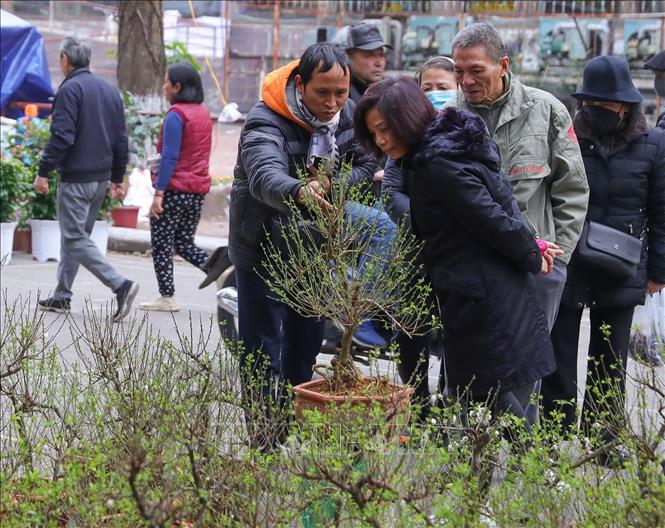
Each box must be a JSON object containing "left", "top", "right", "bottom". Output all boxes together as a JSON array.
[
  {"left": 90, "top": 220, "right": 110, "bottom": 255},
  {"left": 0, "top": 221, "right": 17, "bottom": 265},
  {"left": 29, "top": 219, "right": 61, "bottom": 262}
]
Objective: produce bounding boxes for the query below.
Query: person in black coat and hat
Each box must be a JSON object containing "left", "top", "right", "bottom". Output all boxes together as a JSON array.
[
  {"left": 541, "top": 56, "right": 665, "bottom": 465},
  {"left": 644, "top": 50, "right": 665, "bottom": 129},
  {"left": 354, "top": 77, "right": 560, "bottom": 427}
]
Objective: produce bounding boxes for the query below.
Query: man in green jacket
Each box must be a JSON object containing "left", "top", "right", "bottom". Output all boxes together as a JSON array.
[
  {"left": 447, "top": 23, "right": 589, "bottom": 332},
  {"left": 446, "top": 23, "right": 588, "bottom": 424}
]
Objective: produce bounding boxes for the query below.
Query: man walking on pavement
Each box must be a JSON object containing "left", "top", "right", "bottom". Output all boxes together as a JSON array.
[
  {"left": 446, "top": 23, "right": 588, "bottom": 422},
  {"left": 35, "top": 36, "right": 139, "bottom": 322}
]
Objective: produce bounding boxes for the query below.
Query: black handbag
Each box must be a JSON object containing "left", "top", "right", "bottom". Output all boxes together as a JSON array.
[{"left": 577, "top": 221, "right": 642, "bottom": 279}]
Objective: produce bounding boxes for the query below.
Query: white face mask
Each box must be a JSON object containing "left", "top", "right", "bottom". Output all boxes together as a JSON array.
[{"left": 425, "top": 90, "right": 456, "bottom": 110}]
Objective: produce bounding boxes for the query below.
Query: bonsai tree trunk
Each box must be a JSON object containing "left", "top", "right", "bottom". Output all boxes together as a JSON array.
[
  {"left": 339, "top": 326, "right": 356, "bottom": 375},
  {"left": 117, "top": 0, "right": 165, "bottom": 96}
]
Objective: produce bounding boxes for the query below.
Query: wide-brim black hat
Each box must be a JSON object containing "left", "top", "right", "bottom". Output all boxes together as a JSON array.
[
  {"left": 644, "top": 51, "right": 665, "bottom": 72},
  {"left": 571, "top": 55, "right": 643, "bottom": 104}
]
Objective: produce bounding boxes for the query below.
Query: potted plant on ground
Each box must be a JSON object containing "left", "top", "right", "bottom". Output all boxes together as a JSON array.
[
  {"left": 6, "top": 116, "right": 61, "bottom": 261},
  {"left": 91, "top": 192, "right": 121, "bottom": 254},
  {"left": 112, "top": 90, "right": 163, "bottom": 230},
  {"left": 25, "top": 172, "right": 59, "bottom": 262},
  {"left": 109, "top": 201, "right": 140, "bottom": 228},
  {"left": 261, "top": 163, "right": 436, "bottom": 422},
  {"left": 0, "top": 158, "right": 31, "bottom": 265}
]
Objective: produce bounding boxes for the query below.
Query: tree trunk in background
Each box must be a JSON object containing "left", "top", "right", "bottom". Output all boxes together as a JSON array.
[{"left": 117, "top": 0, "right": 165, "bottom": 95}]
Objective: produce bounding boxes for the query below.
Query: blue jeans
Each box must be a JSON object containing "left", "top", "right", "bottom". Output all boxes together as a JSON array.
[{"left": 343, "top": 201, "right": 397, "bottom": 286}]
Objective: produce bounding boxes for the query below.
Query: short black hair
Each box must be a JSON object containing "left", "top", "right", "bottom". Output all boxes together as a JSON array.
[
  {"left": 354, "top": 76, "right": 436, "bottom": 160},
  {"left": 298, "top": 42, "right": 349, "bottom": 85},
  {"left": 167, "top": 62, "right": 204, "bottom": 104}
]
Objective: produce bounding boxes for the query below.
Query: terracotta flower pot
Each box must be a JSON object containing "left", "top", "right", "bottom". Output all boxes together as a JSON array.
[
  {"left": 13, "top": 228, "right": 31, "bottom": 253},
  {"left": 293, "top": 378, "right": 414, "bottom": 426},
  {"left": 110, "top": 206, "right": 140, "bottom": 228}
]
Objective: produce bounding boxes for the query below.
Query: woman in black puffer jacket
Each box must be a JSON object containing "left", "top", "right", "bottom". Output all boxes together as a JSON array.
[
  {"left": 541, "top": 56, "right": 665, "bottom": 459},
  {"left": 355, "top": 77, "right": 559, "bottom": 426}
]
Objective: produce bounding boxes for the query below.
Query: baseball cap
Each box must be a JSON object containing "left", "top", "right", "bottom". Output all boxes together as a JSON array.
[{"left": 348, "top": 23, "right": 392, "bottom": 51}]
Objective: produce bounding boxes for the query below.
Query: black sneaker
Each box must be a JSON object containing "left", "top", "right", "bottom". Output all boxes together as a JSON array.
[
  {"left": 112, "top": 280, "right": 139, "bottom": 322},
  {"left": 198, "top": 247, "right": 231, "bottom": 289},
  {"left": 38, "top": 297, "right": 71, "bottom": 313}
]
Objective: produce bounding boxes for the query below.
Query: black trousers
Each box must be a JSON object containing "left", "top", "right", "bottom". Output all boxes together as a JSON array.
[
  {"left": 542, "top": 304, "right": 634, "bottom": 440},
  {"left": 149, "top": 191, "right": 208, "bottom": 296},
  {"left": 396, "top": 332, "right": 435, "bottom": 407},
  {"left": 235, "top": 267, "right": 325, "bottom": 449}
]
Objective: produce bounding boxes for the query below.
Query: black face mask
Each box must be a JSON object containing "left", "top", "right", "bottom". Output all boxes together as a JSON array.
[
  {"left": 655, "top": 77, "right": 665, "bottom": 98},
  {"left": 582, "top": 105, "right": 625, "bottom": 135}
]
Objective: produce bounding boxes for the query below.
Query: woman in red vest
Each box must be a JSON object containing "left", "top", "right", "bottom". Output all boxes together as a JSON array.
[{"left": 139, "top": 62, "right": 213, "bottom": 312}]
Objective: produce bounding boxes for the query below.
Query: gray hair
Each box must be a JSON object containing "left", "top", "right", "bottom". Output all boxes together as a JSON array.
[
  {"left": 59, "top": 35, "right": 91, "bottom": 68},
  {"left": 451, "top": 23, "right": 506, "bottom": 63}
]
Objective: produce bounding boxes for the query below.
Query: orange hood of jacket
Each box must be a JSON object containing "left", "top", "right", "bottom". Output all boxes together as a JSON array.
[{"left": 261, "top": 59, "right": 311, "bottom": 132}]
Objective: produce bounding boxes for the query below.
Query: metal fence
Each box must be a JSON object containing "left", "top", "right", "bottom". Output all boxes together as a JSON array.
[{"left": 243, "top": 0, "right": 664, "bottom": 16}]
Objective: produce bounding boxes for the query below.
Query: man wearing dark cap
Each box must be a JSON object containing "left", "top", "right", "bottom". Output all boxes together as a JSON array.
[
  {"left": 644, "top": 50, "right": 665, "bottom": 129},
  {"left": 344, "top": 23, "right": 391, "bottom": 102}
]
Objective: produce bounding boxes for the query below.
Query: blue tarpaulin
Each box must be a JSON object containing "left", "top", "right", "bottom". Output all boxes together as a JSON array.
[{"left": 1, "top": 9, "right": 54, "bottom": 118}]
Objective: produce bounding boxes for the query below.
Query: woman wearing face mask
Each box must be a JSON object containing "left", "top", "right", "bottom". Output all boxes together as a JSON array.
[
  {"left": 417, "top": 55, "right": 457, "bottom": 110},
  {"left": 356, "top": 77, "right": 560, "bottom": 426},
  {"left": 644, "top": 50, "right": 665, "bottom": 129},
  {"left": 541, "top": 56, "right": 665, "bottom": 466}
]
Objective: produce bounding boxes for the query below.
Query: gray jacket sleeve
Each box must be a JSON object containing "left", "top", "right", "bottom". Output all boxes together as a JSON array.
[
  {"left": 241, "top": 121, "right": 303, "bottom": 214},
  {"left": 382, "top": 158, "right": 411, "bottom": 228}
]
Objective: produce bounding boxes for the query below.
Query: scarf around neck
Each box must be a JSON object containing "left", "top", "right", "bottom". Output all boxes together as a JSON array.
[{"left": 290, "top": 85, "right": 341, "bottom": 177}]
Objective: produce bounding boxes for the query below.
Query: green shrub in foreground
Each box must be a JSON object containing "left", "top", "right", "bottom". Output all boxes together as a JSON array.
[{"left": 1, "top": 293, "right": 663, "bottom": 527}]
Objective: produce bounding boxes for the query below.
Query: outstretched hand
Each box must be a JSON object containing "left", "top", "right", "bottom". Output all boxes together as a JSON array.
[{"left": 645, "top": 280, "right": 665, "bottom": 295}]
